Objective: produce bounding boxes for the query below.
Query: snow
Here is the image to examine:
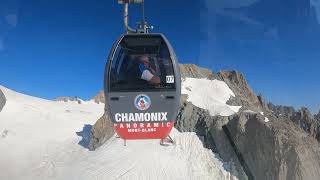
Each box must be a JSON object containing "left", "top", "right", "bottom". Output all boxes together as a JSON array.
[
  {"left": 182, "top": 78, "right": 241, "bottom": 116},
  {"left": 243, "top": 110, "right": 257, "bottom": 114},
  {"left": 264, "top": 117, "right": 269, "bottom": 122},
  {"left": 0, "top": 85, "right": 238, "bottom": 180},
  {"left": 260, "top": 112, "right": 264, "bottom": 115}
]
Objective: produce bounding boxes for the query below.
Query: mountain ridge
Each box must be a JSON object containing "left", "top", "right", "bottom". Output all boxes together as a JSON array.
[{"left": 89, "top": 63, "right": 320, "bottom": 180}]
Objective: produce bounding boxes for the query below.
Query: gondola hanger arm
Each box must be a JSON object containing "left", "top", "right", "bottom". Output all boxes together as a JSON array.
[{"left": 117, "top": 0, "right": 153, "bottom": 34}]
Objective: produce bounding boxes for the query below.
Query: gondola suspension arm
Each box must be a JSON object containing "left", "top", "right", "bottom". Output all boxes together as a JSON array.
[{"left": 118, "top": 0, "right": 153, "bottom": 34}]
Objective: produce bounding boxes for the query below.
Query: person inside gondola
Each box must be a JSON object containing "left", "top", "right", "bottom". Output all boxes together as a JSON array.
[{"left": 136, "top": 55, "right": 160, "bottom": 85}]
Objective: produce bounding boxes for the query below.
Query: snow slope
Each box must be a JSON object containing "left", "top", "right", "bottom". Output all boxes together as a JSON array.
[
  {"left": 0, "top": 86, "right": 104, "bottom": 180},
  {"left": 182, "top": 78, "right": 241, "bottom": 116},
  {"left": 0, "top": 85, "right": 238, "bottom": 180}
]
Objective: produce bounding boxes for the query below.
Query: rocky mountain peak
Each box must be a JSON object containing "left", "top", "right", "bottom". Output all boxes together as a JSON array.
[
  {"left": 0, "top": 88, "right": 6, "bottom": 112},
  {"left": 91, "top": 90, "right": 105, "bottom": 104},
  {"left": 179, "top": 64, "right": 268, "bottom": 112},
  {"left": 88, "top": 63, "right": 320, "bottom": 180},
  {"left": 297, "top": 107, "right": 313, "bottom": 120},
  {"left": 179, "top": 64, "right": 218, "bottom": 79},
  {"left": 268, "top": 103, "right": 320, "bottom": 141},
  {"left": 315, "top": 110, "right": 320, "bottom": 120},
  {"left": 267, "top": 103, "right": 296, "bottom": 118},
  {"left": 54, "top": 96, "right": 83, "bottom": 104},
  {"left": 218, "top": 70, "right": 246, "bottom": 86},
  {"left": 218, "top": 70, "right": 267, "bottom": 112}
]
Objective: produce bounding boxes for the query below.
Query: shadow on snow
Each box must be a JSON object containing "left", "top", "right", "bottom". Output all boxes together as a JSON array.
[{"left": 76, "top": 124, "right": 92, "bottom": 149}]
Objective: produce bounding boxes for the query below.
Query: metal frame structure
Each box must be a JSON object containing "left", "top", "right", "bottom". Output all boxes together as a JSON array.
[{"left": 118, "top": 0, "right": 153, "bottom": 34}]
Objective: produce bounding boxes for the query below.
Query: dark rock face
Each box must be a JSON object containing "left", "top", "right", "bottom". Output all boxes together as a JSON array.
[
  {"left": 88, "top": 112, "right": 115, "bottom": 151},
  {"left": 226, "top": 112, "right": 320, "bottom": 180},
  {"left": 0, "top": 88, "right": 6, "bottom": 112},
  {"left": 176, "top": 64, "right": 320, "bottom": 180},
  {"left": 54, "top": 96, "right": 83, "bottom": 104},
  {"left": 268, "top": 103, "right": 320, "bottom": 143},
  {"left": 179, "top": 64, "right": 220, "bottom": 79},
  {"left": 91, "top": 90, "right": 105, "bottom": 104},
  {"left": 315, "top": 111, "right": 320, "bottom": 121},
  {"left": 180, "top": 64, "right": 267, "bottom": 113},
  {"left": 292, "top": 107, "right": 320, "bottom": 142},
  {"left": 292, "top": 107, "right": 315, "bottom": 132},
  {"left": 218, "top": 70, "right": 267, "bottom": 112},
  {"left": 177, "top": 93, "right": 320, "bottom": 180},
  {"left": 88, "top": 64, "right": 320, "bottom": 180},
  {"left": 267, "top": 103, "right": 296, "bottom": 119},
  {"left": 176, "top": 97, "right": 248, "bottom": 180}
]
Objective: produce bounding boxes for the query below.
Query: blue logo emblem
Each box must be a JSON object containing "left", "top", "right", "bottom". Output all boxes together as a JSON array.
[{"left": 134, "top": 94, "right": 151, "bottom": 111}]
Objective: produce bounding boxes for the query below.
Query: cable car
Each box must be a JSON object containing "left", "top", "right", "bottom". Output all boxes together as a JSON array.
[{"left": 104, "top": 0, "right": 181, "bottom": 143}]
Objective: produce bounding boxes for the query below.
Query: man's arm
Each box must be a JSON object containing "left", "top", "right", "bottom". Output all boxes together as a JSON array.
[
  {"left": 141, "top": 69, "right": 160, "bottom": 84},
  {"left": 149, "top": 75, "right": 160, "bottom": 84}
]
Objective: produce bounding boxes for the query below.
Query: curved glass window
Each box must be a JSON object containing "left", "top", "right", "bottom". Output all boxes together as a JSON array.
[{"left": 109, "top": 35, "right": 176, "bottom": 92}]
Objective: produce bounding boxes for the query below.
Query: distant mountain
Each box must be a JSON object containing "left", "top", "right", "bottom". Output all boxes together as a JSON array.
[
  {"left": 54, "top": 91, "right": 105, "bottom": 104},
  {"left": 316, "top": 110, "right": 320, "bottom": 120},
  {"left": 2, "top": 63, "right": 320, "bottom": 180},
  {"left": 91, "top": 64, "right": 320, "bottom": 180},
  {"left": 90, "top": 90, "right": 105, "bottom": 104},
  {"left": 0, "top": 87, "right": 5, "bottom": 112},
  {"left": 268, "top": 103, "right": 320, "bottom": 142},
  {"left": 177, "top": 64, "right": 320, "bottom": 180},
  {"left": 54, "top": 96, "right": 84, "bottom": 104}
]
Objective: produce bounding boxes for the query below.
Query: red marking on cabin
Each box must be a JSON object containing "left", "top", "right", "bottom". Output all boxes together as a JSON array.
[
  {"left": 139, "top": 99, "right": 145, "bottom": 108},
  {"left": 113, "top": 122, "right": 174, "bottom": 139}
]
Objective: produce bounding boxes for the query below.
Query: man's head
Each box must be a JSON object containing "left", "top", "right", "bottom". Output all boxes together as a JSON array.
[{"left": 137, "top": 55, "right": 150, "bottom": 67}]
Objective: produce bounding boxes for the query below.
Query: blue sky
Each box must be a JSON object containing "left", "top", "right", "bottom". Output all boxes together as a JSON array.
[{"left": 0, "top": 0, "right": 319, "bottom": 113}]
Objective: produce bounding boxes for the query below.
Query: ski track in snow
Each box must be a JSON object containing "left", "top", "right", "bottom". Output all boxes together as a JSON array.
[{"left": 0, "top": 85, "right": 238, "bottom": 180}]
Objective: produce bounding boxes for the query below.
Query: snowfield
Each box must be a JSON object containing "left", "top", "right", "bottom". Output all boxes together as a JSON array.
[
  {"left": 0, "top": 85, "right": 238, "bottom": 180},
  {"left": 182, "top": 78, "right": 241, "bottom": 116}
]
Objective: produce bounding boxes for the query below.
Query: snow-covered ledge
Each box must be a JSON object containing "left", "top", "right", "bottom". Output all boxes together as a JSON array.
[{"left": 181, "top": 78, "right": 241, "bottom": 116}]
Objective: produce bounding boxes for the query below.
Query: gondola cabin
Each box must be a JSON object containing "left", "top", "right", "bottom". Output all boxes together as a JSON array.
[{"left": 104, "top": 33, "right": 181, "bottom": 140}]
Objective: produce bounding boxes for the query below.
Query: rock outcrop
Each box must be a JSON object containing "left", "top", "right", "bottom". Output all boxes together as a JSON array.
[
  {"left": 88, "top": 112, "right": 115, "bottom": 151},
  {"left": 268, "top": 103, "right": 320, "bottom": 143},
  {"left": 176, "top": 64, "right": 320, "bottom": 180},
  {"left": 177, "top": 99, "right": 320, "bottom": 180},
  {"left": 218, "top": 70, "right": 267, "bottom": 112},
  {"left": 267, "top": 103, "right": 296, "bottom": 119},
  {"left": 0, "top": 88, "right": 6, "bottom": 112},
  {"left": 179, "top": 64, "right": 218, "bottom": 79},
  {"left": 315, "top": 111, "right": 320, "bottom": 121},
  {"left": 176, "top": 97, "right": 249, "bottom": 180},
  {"left": 88, "top": 64, "right": 320, "bottom": 180},
  {"left": 180, "top": 65, "right": 268, "bottom": 112},
  {"left": 292, "top": 107, "right": 320, "bottom": 139},
  {"left": 225, "top": 112, "right": 320, "bottom": 180},
  {"left": 91, "top": 90, "right": 105, "bottom": 104},
  {"left": 54, "top": 96, "right": 83, "bottom": 104}
]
